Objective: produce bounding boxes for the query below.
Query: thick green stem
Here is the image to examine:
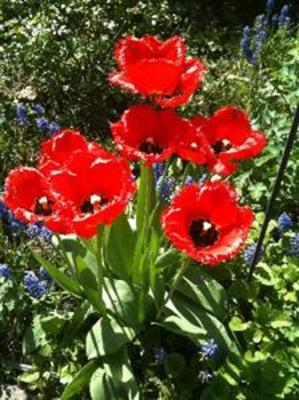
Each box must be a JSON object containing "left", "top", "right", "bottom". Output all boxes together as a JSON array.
[
  {"left": 136, "top": 162, "right": 156, "bottom": 233},
  {"left": 96, "top": 224, "right": 106, "bottom": 315}
]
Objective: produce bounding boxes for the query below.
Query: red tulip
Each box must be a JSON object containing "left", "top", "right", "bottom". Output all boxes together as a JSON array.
[
  {"left": 161, "top": 182, "right": 253, "bottom": 266},
  {"left": 109, "top": 35, "right": 206, "bottom": 108}
]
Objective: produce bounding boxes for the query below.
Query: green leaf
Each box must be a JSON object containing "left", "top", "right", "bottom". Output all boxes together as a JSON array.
[
  {"left": 270, "top": 318, "right": 292, "bottom": 329},
  {"left": 86, "top": 317, "right": 135, "bottom": 359},
  {"left": 89, "top": 368, "right": 128, "bottom": 400},
  {"left": 58, "top": 237, "right": 87, "bottom": 268},
  {"left": 33, "top": 252, "right": 82, "bottom": 297},
  {"left": 162, "top": 293, "right": 236, "bottom": 355},
  {"left": 255, "top": 263, "right": 278, "bottom": 286},
  {"left": 102, "top": 348, "right": 132, "bottom": 383},
  {"left": 175, "top": 268, "right": 227, "bottom": 319},
  {"left": 22, "top": 317, "right": 47, "bottom": 354},
  {"left": 76, "top": 256, "right": 106, "bottom": 314},
  {"left": 229, "top": 317, "right": 251, "bottom": 332},
  {"left": 155, "top": 248, "right": 181, "bottom": 270},
  {"left": 96, "top": 348, "right": 140, "bottom": 399},
  {"left": 19, "top": 371, "right": 40, "bottom": 384},
  {"left": 103, "top": 278, "right": 140, "bottom": 328},
  {"left": 61, "top": 360, "right": 98, "bottom": 400},
  {"left": 105, "top": 214, "right": 136, "bottom": 279},
  {"left": 40, "top": 314, "right": 67, "bottom": 335},
  {"left": 160, "top": 314, "right": 207, "bottom": 340},
  {"left": 62, "top": 300, "right": 91, "bottom": 341},
  {"left": 59, "top": 237, "right": 98, "bottom": 278}
]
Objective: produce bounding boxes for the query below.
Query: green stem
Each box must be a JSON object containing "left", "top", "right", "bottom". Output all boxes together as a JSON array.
[
  {"left": 181, "top": 162, "right": 192, "bottom": 186},
  {"left": 96, "top": 225, "right": 103, "bottom": 294},
  {"left": 55, "top": 234, "right": 76, "bottom": 277},
  {"left": 156, "top": 259, "right": 189, "bottom": 320},
  {"left": 136, "top": 162, "right": 156, "bottom": 233}
]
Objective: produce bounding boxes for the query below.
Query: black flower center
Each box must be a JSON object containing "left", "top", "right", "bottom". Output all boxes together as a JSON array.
[
  {"left": 212, "top": 139, "right": 232, "bottom": 154},
  {"left": 139, "top": 140, "right": 163, "bottom": 155},
  {"left": 80, "top": 194, "right": 108, "bottom": 214},
  {"left": 34, "top": 196, "right": 54, "bottom": 216},
  {"left": 189, "top": 219, "right": 219, "bottom": 247}
]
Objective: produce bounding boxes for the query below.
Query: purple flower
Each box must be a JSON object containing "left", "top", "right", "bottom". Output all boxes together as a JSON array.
[
  {"left": 34, "top": 104, "right": 45, "bottom": 114},
  {"left": 153, "top": 163, "right": 165, "bottom": 184},
  {"left": 27, "top": 223, "right": 53, "bottom": 243},
  {"left": 200, "top": 339, "right": 218, "bottom": 359},
  {"left": 278, "top": 212, "right": 293, "bottom": 233},
  {"left": 278, "top": 5, "right": 290, "bottom": 26},
  {"left": 266, "top": 0, "right": 275, "bottom": 12},
  {"left": 159, "top": 177, "right": 175, "bottom": 203},
  {"left": 154, "top": 347, "right": 167, "bottom": 364},
  {"left": 36, "top": 117, "right": 49, "bottom": 131},
  {"left": 38, "top": 267, "right": 52, "bottom": 284},
  {"left": 16, "top": 103, "right": 28, "bottom": 125},
  {"left": 184, "top": 176, "right": 194, "bottom": 186},
  {"left": 7, "top": 211, "right": 26, "bottom": 230},
  {"left": 24, "top": 271, "right": 47, "bottom": 299},
  {"left": 154, "top": 163, "right": 175, "bottom": 202},
  {"left": 0, "top": 201, "right": 8, "bottom": 218},
  {"left": 243, "top": 243, "right": 263, "bottom": 265},
  {"left": 272, "top": 14, "right": 278, "bottom": 25},
  {"left": 0, "top": 264, "right": 12, "bottom": 279},
  {"left": 240, "top": 26, "right": 257, "bottom": 65},
  {"left": 48, "top": 122, "right": 61, "bottom": 135},
  {"left": 288, "top": 233, "right": 299, "bottom": 257}
]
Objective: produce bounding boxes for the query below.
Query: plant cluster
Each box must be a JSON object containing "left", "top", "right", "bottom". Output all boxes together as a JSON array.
[{"left": 1, "top": 33, "right": 271, "bottom": 399}]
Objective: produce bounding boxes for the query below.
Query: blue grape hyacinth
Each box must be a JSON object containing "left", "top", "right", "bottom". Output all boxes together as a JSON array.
[
  {"left": 34, "top": 103, "right": 45, "bottom": 114},
  {"left": 36, "top": 117, "right": 49, "bottom": 131},
  {"left": 159, "top": 177, "right": 175, "bottom": 203},
  {"left": 24, "top": 271, "right": 47, "bottom": 299},
  {"left": 38, "top": 267, "right": 52, "bottom": 284},
  {"left": 184, "top": 175, "right": 194, "bottom": 186},
  {"left": 288, "top": 233, "right": 299, "bottom": 257},
  {"left": 7, "top": 211, "right": 26, "bottom": 230},
  {"left": 154, "top": 347, "right": 167, "bottom": 364},
  {"left": 254, "top": 16, "right": 268, "bottom": 53},
  {"left": 48, "top": 122, "right": 61, "bottom": 135},
  {"left": 16, "top": 103, "right": 28, "bottom": 125},
  {"left": 0, "top": 264, "right": 12, "bottom": 280},
  {"left": 278, "top": 212, "right": 293, "bottom": 233},
  {"left": 27, "top": 223, "right": 53, "bottom": 243},
  {"left": 266, "top": 0, "right": 275, "bottom": 12},
  {"left": 153, "top": 163, "right": 175, "bottom": 203},
  {"left": 0, "top": 200, "right": 8, "bottom": 218},
  {"left": 278, "top": 5, "right": 290, "bottom": 26},
  {"left": 153, "top": 163, "right": 165, "bottom": 183},
  {"left": 200, "top": 339, "right": 219, "bottom": 360},
  {"left": 243, "top": 243, "right": 263, "bottom": 265},
  {"left": 240, "top": 26, "right": 257, "bottom": 65}
]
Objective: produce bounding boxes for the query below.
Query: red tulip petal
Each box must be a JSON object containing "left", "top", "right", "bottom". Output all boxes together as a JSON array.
[
  {"left": 114, "top": 35, "right": 153, "bottom": 70},
  {"left": 155, "top": 58, "right": 206, "bottom": 108},
  {"left": 108, "top": 71, "right": 138, "bottom": 93},
  {"left": 161, "top": 182, "right": 253, "bottom": 266},
  {"left": 111, "top": 104, "right": 185, "bottom": 166},
  {"left": 39, "top": 129, "right": 88, "bottom": 167},
  {"left": 125, "top": 60, "right": 183, "bottom": 96}
]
